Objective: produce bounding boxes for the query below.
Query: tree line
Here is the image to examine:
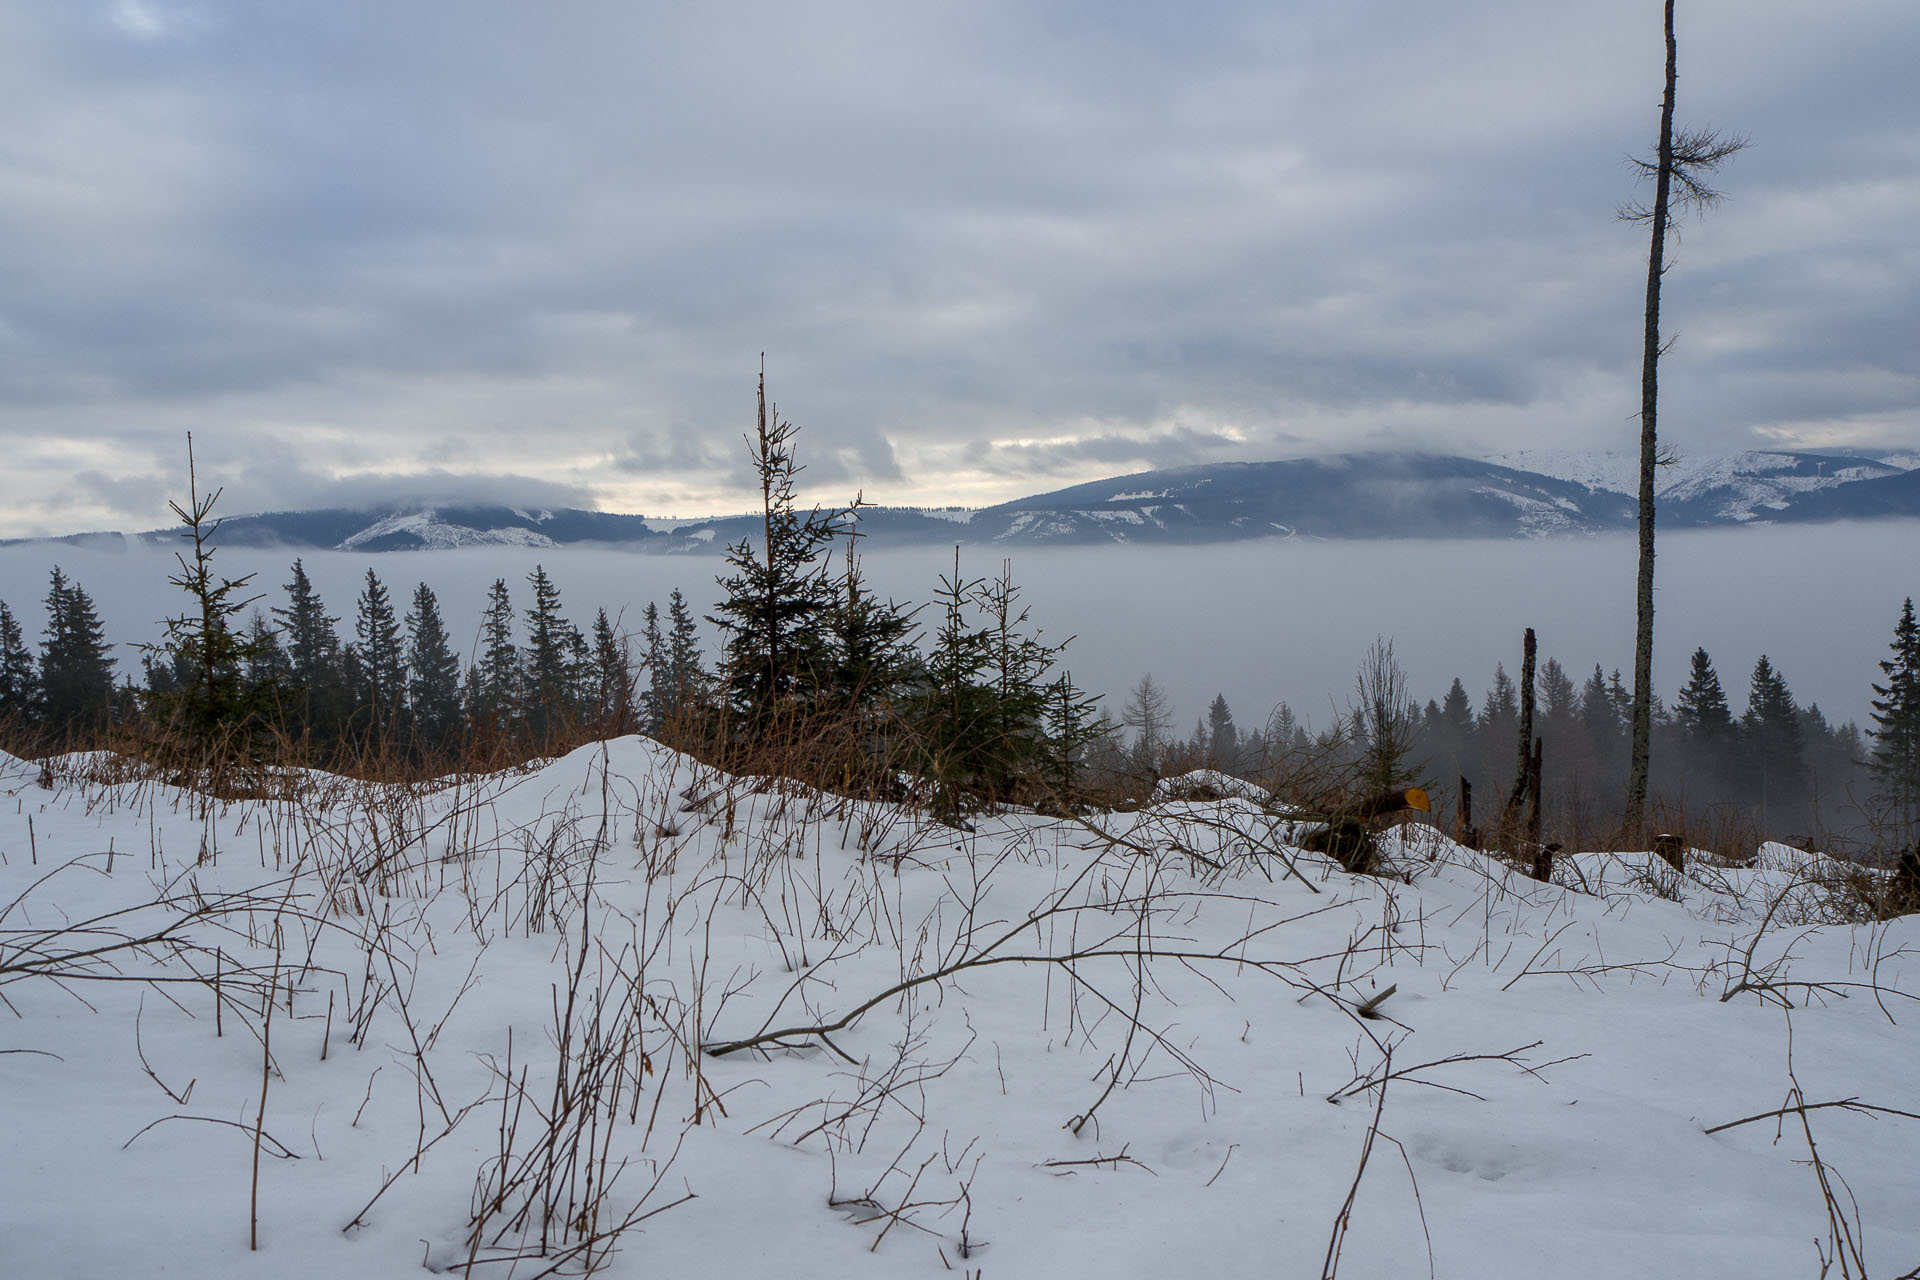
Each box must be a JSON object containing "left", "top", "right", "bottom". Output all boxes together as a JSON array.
[
  {"left": 3, "top": 557, "right": 1916, "bottom": 849},
  {"left": 3, "top": 391, "right": 1917, "bottom": 850},
  {"left": 0, "top": 387, "right": 1105, "bottom": 819},
  {"left": 1113, "top": 616, "right": 1920, "bottom": 854}
]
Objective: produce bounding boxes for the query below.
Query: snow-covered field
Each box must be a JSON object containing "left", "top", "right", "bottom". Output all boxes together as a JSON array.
[{"left": 3, "top": 742, "right": 1916, "bottom": 1279}]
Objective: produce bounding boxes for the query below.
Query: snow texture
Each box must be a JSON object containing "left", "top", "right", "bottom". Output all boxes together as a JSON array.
[
  {"left": 2, "top": 743, "right": 1915, "bottom": 1278},
  {"left": 339, "top": 511, "right": 559, "bottom": 551},
  {"left": 1488, "top": 449, "right": 1907, "bottom": 522}
]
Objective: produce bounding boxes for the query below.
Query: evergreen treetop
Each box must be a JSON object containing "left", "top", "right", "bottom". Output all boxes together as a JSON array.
[
  {"left": 1741, "top": 654, "right": 1809, "bottom": 830},
  {"left": 405, "top": 582, "right": 462, "bottom": 749},
  {"left": 273, "top": 559, "right": 341, "bottom": 690},
  {"left": 709, "top": 367, "right": 848, "bottom": 722},
  {"left": 0, "top": 600, "right": 36, "bottom": 723},
  {"left": 142, "top": 441, "right": 283, "bottom": 754},
  {"left": 1675, "top": 647, "right": 1734, "bottom": 741},
  {"left": 474, "top": 578, "right": 522, "bottom": 725},
  {"left": 39, "top": 567, "right": 116, "bottom": 733},
  {"left": 353, "top": 569, "right": 406, "bottom": 724},
  {"left": 1869, "top": 597, "right": 1920, "bottom": 837}
]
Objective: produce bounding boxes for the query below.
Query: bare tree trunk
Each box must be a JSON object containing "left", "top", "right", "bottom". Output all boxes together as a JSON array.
[
  {"left": 1515, "top": 627, "right": 1536, "bottom": 795},
  {"left": 1626, "top": 1, "right": 1679, "bottom": 839},
  {"left": 1526, "top": 735, "right": 1544, "bottom": 848},
  {"left": 1504, "top": 628, "right": 1537, "bottom": 829}
]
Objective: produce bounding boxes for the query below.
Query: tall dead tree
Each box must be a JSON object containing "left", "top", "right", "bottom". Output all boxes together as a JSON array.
[
  {"left": 1502, "top": 628, "right": 1537, "bottom": 834},
  {"left": 1620, "top": 0, "right": 1745, "bottom": 838}
]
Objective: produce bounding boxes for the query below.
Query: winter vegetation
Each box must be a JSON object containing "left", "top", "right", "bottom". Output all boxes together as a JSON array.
[
  {"left": 2, "top": 527, "right": 1913, "bottom": 864},
  {"left": 5, "top": 684, "right": 1919, "bottom": 1277},
  {"left": 3, "top": 393, "right": 1920, "bottom": 1279},
  {"left": 11, "top": 0, "right": 1920, "bottom": 1269}
]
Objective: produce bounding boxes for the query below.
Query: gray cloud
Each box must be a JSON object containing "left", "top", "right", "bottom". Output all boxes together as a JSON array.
[
  {"left": 964, "top": 425, "right": 1248, "bottom": 478},
  {"left": 66, "top": 455, "right": 596, "bottom": 529},
  {"left": 1, "top": 0, "right": 1916, "bottom": 535}
]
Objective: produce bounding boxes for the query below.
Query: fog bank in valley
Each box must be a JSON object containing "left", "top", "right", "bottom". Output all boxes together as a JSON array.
[{"left": 0, "top": 522, "right": 1909, "bottom": 738}]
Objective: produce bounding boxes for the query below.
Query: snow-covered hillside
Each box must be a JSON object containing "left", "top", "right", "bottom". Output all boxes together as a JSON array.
[
  {"left": 3, "top": 745, "right": 1915, "bottom": 1278},
  {"left": 338, "top": 510, "right": 560, "bottom": 552},
  {"left": 1489, "top": 449, "right": 1907, "bottom": 522}
]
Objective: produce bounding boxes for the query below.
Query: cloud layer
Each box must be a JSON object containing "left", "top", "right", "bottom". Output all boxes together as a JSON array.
[{"left": 2, "top": 1, "right": 1916, "bottom": 534}]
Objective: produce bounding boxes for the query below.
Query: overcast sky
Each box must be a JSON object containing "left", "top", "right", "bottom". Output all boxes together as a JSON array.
[{"left": 3, "top": 0, "right": 1916, "bottom": 536}]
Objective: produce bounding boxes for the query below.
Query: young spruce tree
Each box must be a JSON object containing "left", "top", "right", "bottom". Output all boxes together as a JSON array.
[
  {"left": 1869, "top": 597, "right": 1920, "bottom": 841},
  {"left": 144, "top": 440, "right": 279, "bottom": 758},
  {"left": 0, "top": 600, "right": 37, "bottom": 728},
  {"left": 523, "top": 565, "right": 581, "bottom": 741},
  {"left": 40, "top": 567, "right": 117, "bottom": 738},
  {"left": 353, "top": 568, "right": 407, "bottom": 741},
  {"left": 1741, "top": 655, "right": 1809, "bottom": 833},
  {"left": 473, "top": 579, "right": 522, "bottom": 733},
  {"left": 405, "top": 583, "right": 462, "bottom": 751},
  {"left": 710, "top": 365, "right": 847, "bottom": 725},
  {"left": 589, "top": 608, "right": 633, "bottom": 736},
  {"left": 273, "top": 559, "right": 347, "bottom": 745}
]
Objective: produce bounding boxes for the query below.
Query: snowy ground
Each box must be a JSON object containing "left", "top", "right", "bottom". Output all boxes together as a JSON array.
[{"left": 3, "top": 742, "right": 1916, "bottom": 1279}]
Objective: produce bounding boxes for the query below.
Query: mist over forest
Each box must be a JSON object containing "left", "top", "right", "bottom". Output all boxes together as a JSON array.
[
  {"left": 1, "top": 520, "right": 1905, "bottom": 729},
  {"left": 3, "top": 518, "right": 1911, "bottom": 849}
]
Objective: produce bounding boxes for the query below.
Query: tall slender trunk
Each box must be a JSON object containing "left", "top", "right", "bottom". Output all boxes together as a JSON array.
[
  {"left": 1513, "top": 626, "right": 1537, "bottom": 801},
  {"left": 1625, "top": 0, "right": 1679, "bottom": 839},
  {"left": 758, "top": 356, "right": 778, "bottom": 707}
]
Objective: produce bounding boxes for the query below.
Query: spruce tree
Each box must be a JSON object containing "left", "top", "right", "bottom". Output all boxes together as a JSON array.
[
  {"left": 588, "top": 608, "right": 632, "bottom": 735},
  {"left": 663, "top": 589, "right": 708, "bottom": 722},
  {"left": 1675, "top": 649, "right": 1733, "bottom": 741},
  {"left": 1869, "top": 597, "right": 1920, "bottom": 839},
  {"left": 1041, "top": 672, "right": 1106, "bottom": 805},
  {"left": 405, "top": 583, "right": 462, "bottom": 751},
  {"left": 273, "top": 559, "right": 346, "bottom": 742},
  {"left": 1540, "top": 659, "right": 1578, "bottom": 731},
  {"left": 1673, "top": 646, "right": 1735, "bottom": 791},
  {"left": 474, "top": 579, "right": 521, "bottom": 732},
  {"left": 909, "top": 554, "right": 999, "bottom": 818},
  {"left": 1419, "top": 677, "right": 1476, "bottom": 798},
  {"left": 0, "top": 600, "right": 37, "bottom": 727},
  {"left": 1607, "top": 669, "right": 1633, "bottom": 727},
  {"left": 1741, "top": 655, "right": 1808, "bottom": 833},
  {"left": 523, "top": 566, "right": 579, "bottom": 738},
  {"left": 636, "top": 602, "right": 665, "bottom": 732},
  {"left": 822, "top": 530, "right": 918, "bottom": 720},
  {"left": 1580, "top": 665, "right": 1624, "bottom": 752},
  {"left": 709, "top": 367, "right": 846, "bottom": 723},
  {"left": 974, "top": 561, "right": 1065, "bottom": 795},
  {"left": 39, "top": 568, "right": 117, "bottom": 737},
  {"left": 564, "top": 626, "right": 594, "bottom": 728},
  {"left": 1206, "top": 694, "right": 1239, "bottom": 771},
  {"left": 1476, "top": 664, "right": 1518, "bottom": 787},
  {"left": 353, "top": 569, "right": 407, "bottom": 738},
  {"left": 144, "top": 447, "right": 281, "bottom": 757},
  {"left": 244, "top": 613, "right": 290, "bottom": 692},
  {"left": 1266, "top": 703, "right": 1304, "bottom": 762}
]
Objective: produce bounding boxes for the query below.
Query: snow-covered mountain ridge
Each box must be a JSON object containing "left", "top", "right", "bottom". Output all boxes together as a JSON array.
[
  {"left": 6, "top": 449, "right": 1913, "bottom": 552},
  {"left": 1488, "top": 448, "right": 1907, "bottom": 523}
]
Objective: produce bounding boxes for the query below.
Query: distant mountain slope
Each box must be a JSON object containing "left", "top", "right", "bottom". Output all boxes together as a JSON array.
[
  {"left": 135, "top": 505, "right": 668, "bottom": 552},
  {"left": 964, "top": 453, "right": 1637, "bottom": 542},
  {"left": 1770, "top": 465, "right": 1920, "bottom": 524},
  {"left": 8, "top": 448, "right": 1911, "bottom": 555},
  {"left": 1488, "top": 449, "right": 1906, "bottom": 525}
]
